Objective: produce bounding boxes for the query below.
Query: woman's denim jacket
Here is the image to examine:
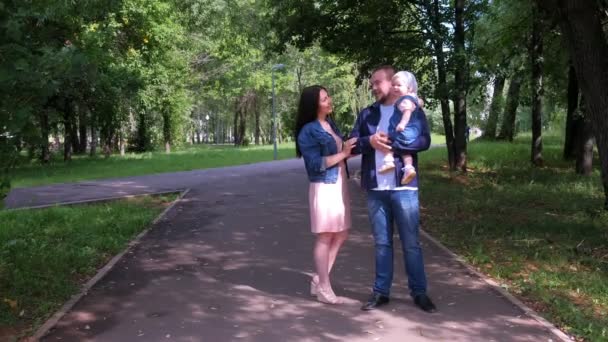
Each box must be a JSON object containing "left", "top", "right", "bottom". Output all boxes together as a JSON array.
[{"left": 297, "top": 119, "right": 348, "bottom": 184}]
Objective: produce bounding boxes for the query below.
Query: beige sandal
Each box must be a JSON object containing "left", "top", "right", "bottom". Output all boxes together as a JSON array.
[
  {"left": 310, "top": 280, "right": 318, "bottom": 296},
  {"left": 310, "top": 275, "right": 319, "bottom": 296},
  {"left": 316, "top": 287, "right": 343, "bottom": 304},
  {"left": 378, "top": 163, "right": 395, "bottom": 174},
  {"left": 401, "top": 168, "right": 417, "bottom": 185}
]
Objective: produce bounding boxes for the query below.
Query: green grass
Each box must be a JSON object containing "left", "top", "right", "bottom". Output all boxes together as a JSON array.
[
  {"left": 10, "top": 143, "right": 297, "bottom": 188},
  {"left": 430, "top": 133, "right": 445, "bottom": 145},
  {"left": 0, "top": 194, "right": 175, "bottom": 339},
  {"left": 420, "top": 134, "right": 608, "bottom": 341},
  {"left": 10, "top": 136, "right": 446, "bottom": 189}
]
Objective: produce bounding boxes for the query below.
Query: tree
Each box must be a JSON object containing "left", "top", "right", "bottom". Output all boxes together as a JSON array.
[
  {"left": 530, "top": 4, "right": 544, "bottom": 166},
  {"left": 269, "top": 0, "right": 479, "bottom": 170},
  {"left": 472, "top": 0, "right": 531, "bottom": 143},
  {"left": 497, "top": 75, "right": 523, "bottom": 141},
  {"left": 453, "top": 0, "right": 468, "bottom": 171},
  {"left": 421, "top": 0, "right": 456, "bottom": 169},
  {"left": 538, "top": 0, "right": 608, "bottom": 208},
  {"left": 563, "top": 64, "right": 578, "bottom": 160},
  {"left": 483, "top": 75, "right": 505, "bottom": 139},
  {"left": 575, "top": 97, "right": 594, "bottom": 176}
]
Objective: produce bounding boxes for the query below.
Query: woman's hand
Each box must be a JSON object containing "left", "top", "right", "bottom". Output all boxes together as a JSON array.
[{"left": 342, "top": 137, "right": 358, "bottom": 158}]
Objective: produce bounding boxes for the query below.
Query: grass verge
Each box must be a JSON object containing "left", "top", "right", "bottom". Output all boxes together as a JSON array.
[
  {"left": 12, "top": 136, "right": 447, "bottom": 189},
  {"left": 420, "top": 135, "right": 608, "bottom": 341},
  {"left": 0, "top": 194, "right": 177, "bottom": 340},
  {"left": 11, "top": 143, "right": 297, "bottom": 188}
]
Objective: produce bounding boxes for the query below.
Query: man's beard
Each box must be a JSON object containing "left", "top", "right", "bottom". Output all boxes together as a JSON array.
[
  {"left": 377, "top": 93, "right": 390, "bottom": 104},
  {"left": 372, "top": 90, "right": 385, "bottom": 102}
]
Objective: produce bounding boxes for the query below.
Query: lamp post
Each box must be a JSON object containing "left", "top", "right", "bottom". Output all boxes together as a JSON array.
[{"left": 271, "top": 63, "right": 285, "bottom": 160}]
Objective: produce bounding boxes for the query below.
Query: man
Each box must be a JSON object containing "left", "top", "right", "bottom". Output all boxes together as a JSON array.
[{"left": 350, "top": 65, "right": 436, "bottom": 313}]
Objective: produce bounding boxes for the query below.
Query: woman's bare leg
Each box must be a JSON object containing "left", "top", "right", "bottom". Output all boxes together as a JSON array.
[{"left": 314, "top": 233, "right": 333, "bottom": 291}]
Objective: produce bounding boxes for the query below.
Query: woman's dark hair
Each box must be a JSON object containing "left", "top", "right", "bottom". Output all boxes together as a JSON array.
[{"left": 295, "top": 85, "right": 327, "bottom": 157}]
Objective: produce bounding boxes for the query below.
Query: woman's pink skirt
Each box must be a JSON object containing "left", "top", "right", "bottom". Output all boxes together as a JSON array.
[{"left": 308, "top": 164, "right": 351, "bottom": 233}]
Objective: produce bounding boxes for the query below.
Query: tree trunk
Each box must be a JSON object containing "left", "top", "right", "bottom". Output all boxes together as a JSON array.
[
  {"left": 453, "top": 0, "right": 468, "bottom": 172},
  {"left": 119, "top": 130, "right": 126, "bottom": 156},
  {"left": 483, "top": 75, "right": 505, "bottom": 139},
  {"left": 530, "top": 6, "right": 544, "bottom": 166},
  {"left": 90, "top": 123, "right": 97, "bottom": 157},
  {"left": 254, "top": 93, "right": 261, "bottom": 145},
  {"left": 103, "top": 143, "right": 111, "bottom": 158},
  {"left": 63, "top": 130, "right": 72, "bottom": 162},
  {"left": 574, "top": 96, "right": 594, "bottom": 174},
  {"left": 217, "top": 118, "right": 226, "bottom": 144},
  {"left": 136, "top": 112, "right": 150, "bottom": 152},
  {"left": 234, "top": 94, "right": 252, "bottom": 146},
  {"left": 100, "top": 119, "right": 113, "bottom": 159},
  {"left": 544, "top": 0, "right": 608, "bottom": 208},
  {"left": 296, "top": 66, "right": 303, "bottom": 93},
  {"left": 233, "top": 100, "right": 240, "bottom": 146},
  {"left": 69, "top": 105, "right": 80, "bottom": 155},
  {"left": 63, "top": 99, "right": 73, "bottom": 162},
  {"left": 222, "top": 119, "right": 225, "bottom": 144},
  {"left": 79, "top": 109, "right": 88, "bottom": 154},
  {"left": 70, "top": 121, "right": 80, "bottom": 155},
  {"left": 102, "top": 127, "right": 112, "bottom": 158},
  {"left": 424, "top": 0, "right": 456, "bottom": 170},
  {"left": 497, "top": 75, "right": 522, "bottom": 141},
  {"left": 162, "top": 106, "right": 172, "bottom": 154},
  {"left": 563, "top": 64, "right": 579, "bottom": 160},
  {"left": 52, "top": 122, "right": 60, "bottom": 152},
  {"left": 40, "top": 111, "right": 50, "bottom": 163},
  {"left": 576, "top": 133, "right": 594, "bottom": 175},
  {"left": 575, "top": 122, "right": 594, "bottom": 175},
  {"left": 238, "top": 103, "right": 246, "bottom": 145},
  {"left": 216, "top": 119, "right": 219, "bottom": 144}
]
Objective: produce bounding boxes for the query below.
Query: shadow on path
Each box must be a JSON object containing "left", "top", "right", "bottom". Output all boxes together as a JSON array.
[{"left": 41, "top": 161, "right": 556, "bottom": 341}]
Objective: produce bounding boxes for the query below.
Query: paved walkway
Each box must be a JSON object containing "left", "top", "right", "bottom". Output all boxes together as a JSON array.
[
  {"left": 5, "top": 159, "right": 305, "bottom": 209},
  {"left": 9, "top": 159, "right": 562, "bottom": 341}
]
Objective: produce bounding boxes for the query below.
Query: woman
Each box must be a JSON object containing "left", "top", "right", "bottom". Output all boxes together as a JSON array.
[{"left": 295, "top": 85, "right": 357, "bottom": 304}]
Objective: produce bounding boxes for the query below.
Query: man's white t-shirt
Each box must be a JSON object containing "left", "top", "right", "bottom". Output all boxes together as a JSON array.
[{"left": 372, "top": 104, "right": 418, "bottom": 191}]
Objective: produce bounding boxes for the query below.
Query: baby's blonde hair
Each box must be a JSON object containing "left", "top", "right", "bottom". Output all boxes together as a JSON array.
[{"left": 392, "top": 71, "right": 418, "bottom": 94}]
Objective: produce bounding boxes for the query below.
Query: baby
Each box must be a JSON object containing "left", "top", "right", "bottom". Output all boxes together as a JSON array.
[{"left": 378, "top": 71, "right": 423, "bottom": 185}]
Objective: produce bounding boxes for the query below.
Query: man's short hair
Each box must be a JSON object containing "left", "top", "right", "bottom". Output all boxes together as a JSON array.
[{"left": 371, "top": 65, "right": 396, "bottom": 80}]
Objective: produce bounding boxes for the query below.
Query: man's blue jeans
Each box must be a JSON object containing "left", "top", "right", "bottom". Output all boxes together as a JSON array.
[{"left": 367, "top": 190, "right": 427, "bottom": 298}]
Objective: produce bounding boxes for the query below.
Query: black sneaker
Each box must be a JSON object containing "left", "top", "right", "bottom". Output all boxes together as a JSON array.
[
  {"left": 361, "top": 293, "right": 390, "bottom": 311},
  {"left": 414, "top": 294, "right": 437, "bottom": 313}
]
